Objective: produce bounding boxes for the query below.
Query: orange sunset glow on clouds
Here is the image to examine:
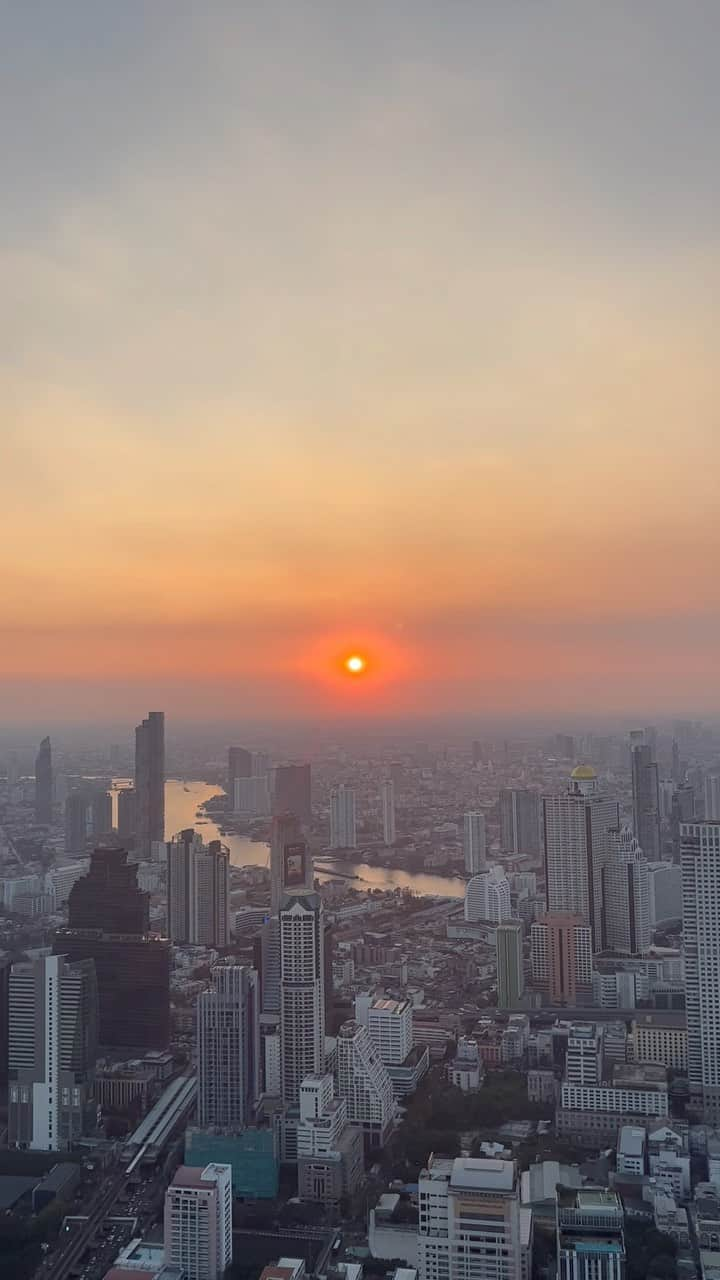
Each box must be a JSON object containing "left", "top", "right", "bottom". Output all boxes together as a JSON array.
[{"left": 2, "top": 3, "right": 720, "bottom": 722}]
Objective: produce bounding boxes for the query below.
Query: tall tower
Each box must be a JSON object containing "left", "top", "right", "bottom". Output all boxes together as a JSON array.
[
  {"left": 273, "top": 763, "right": 312, "bottom": 829},
  {"left": 135, "top": 711, "right": 165, "bottom": 858},
  {"left": 197, "top": 966, "right": 259, "bottom": 1128},
  {"left": 543, "top": 767, "right": 619, "bottom": 951},
  {"left": 69, "top": 845, "right": 149, "bottom": 934},
  {"left": 164, "top": 1163, "right": 233, "bottom": 1280},
  {"left": 279, "top": 890, "right": 325, "bottom": 1106},
  {"left": 8, "top": 954, "right": 98, "bottom": 1150},
  {"left": 499, "top": 789, "right": 540, "bottom": 858},
  {"left": 381, "top": 779, "right": 396, "bottom": 846},
  {"left": 496, "top": 921, "right": 525, "bottom": 1009},
  {"left": 463, "top": 811, "right": 487, "bottom": 875},
  {"left": 270, "top": 813, "right": 311, "bottom": 914},
  {"left": 330, "top": 786, "right": 357, "bottom": 849},
  {"left": 630, "top": 733, "right": 661, "bottom": 861},
  {"left": 705, "top": 774, "right": 720, "bottom": 822},
  {"left": 167, "top": 830, "right": 230, "bottom": 946},
  {"left": 601, "top": 827, "right": 651, "bottom": 954},
  {"left": 682, "top": 820, "right": 720, "bottom": 1120},
  {"left": 34, "top": 736, "right": 53, "bottom": 825},
  {"left": 227, "top": 746, "right": 252, "bottom": 798}
]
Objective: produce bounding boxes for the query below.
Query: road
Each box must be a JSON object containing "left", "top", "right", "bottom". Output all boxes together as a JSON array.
[{"left": 40, "top": 1170, "right": 128, "bottom": 1280}]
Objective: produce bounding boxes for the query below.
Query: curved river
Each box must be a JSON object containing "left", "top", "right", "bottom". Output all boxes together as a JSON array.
[{"left": 156, "top": 779, "right": 465, "bottom": 899}]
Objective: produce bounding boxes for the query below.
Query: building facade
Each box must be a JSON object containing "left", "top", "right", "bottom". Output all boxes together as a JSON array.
[
  {"left": 496, "top": 921, "right": 525, "bottom": 1008},
  {"left": 500, "top": 788, "right": 540, "bottom": 859},
  {"left": 164, "top": 1163, "right": 233, "bottom": 1280},
  {"left": 418, "top": 1156, "right": 526, "bottom": 1280},
  {"left": 330, "top": 786, "right": 357, "bottom": 850},
  {"left": 197, "top": 965, "right": 259, "bottom": 1128},
  {"left": 543, "top": 767, "right": 619, "bottom": 950},
  {"left": 681, "top": 820, "right": 720, "bottom": 1120},
  {"left": 167, "top": 830, "right": 230, "bottom": 946},
  {"left": 463, "top": 812, "right": 487, "bottom": 875},
  {"left": 336, "top": 1019, "right": 395, "bottom": 1148},
  {"left": 135, "top": 710, "right": 165, "bottom": 859},
  {"left": 280, "top": 891, "right": 325, "bottom": 1105}
]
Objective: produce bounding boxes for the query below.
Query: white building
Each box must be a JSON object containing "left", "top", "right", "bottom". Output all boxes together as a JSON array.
[
  {"left": 164, "top": 1163, "right": 232, "bottom": 1280},
  {"left": 297, "top": 1073, "right": 347, "bottom": 1157},
  {"left": 464, "top": 866, "right": 511, "bottom": 924},
  {"left": 167, "top": 830, "right": 230, "bottom": 947},
  {"left": 197, "top": 966, "right": 260, "bottom": 1128},
  {"left": 559, "top": 1079, "right": 668, "bottom": 1119},
  {"left": 44, "top": 860, "right": 90, "bottom": 908},
  {"left": 543, "top": 767, "right": 619, "bottom": 950},
  {"left": 336, "top": 1019, "right": 395, "bottom": 1148},
  {"left": 280, "top": 891, "right": 325, "bottom": 1106},
  {"left": 617, "top": 1125, "right": 646, "bottom": 1175},
  {"left": 681, "top": 821, "right": 720, "bottom": 1120},
  {"left": 366, "top": 997, "right": 413, "bottom": 1065},
  {"left": 330, "top": 786, "right": 357, "bottom": 850},
  {"left": 418, "top": 1156, "right": 527, "bottom": 1280},
  {"left": 447, "top": 1038, "right": 483, "bottom": 1091},
  {"left": 565, "top": 1024, "right": 603, "bottom": 1087},
  {"left": 381, "top": 780, "right": 396, "bottom": 846},
  {"left": 463, "top": 812, "right": 487, "bottom": 876}
]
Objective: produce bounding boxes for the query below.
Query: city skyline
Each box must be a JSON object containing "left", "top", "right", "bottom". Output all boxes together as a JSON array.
[{"left": 2, "top": 3, "right": 720, "bottom": 722}]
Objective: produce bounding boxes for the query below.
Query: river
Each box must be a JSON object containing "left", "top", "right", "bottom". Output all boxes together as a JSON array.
[{"left": 113, "top": 778, "right": 465, "bottom": 899}]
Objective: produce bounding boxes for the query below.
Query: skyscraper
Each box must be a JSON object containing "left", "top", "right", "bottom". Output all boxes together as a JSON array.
[
  {"left": 64, "top": 785, "right": 112, "bottom": 855},
  {"left": 68, "top": 846, "right": 149, "bottom": 934},
  {"left": 8, "top": 953, "right": 98, "bottom": 1150},
  {"left": 164, "top": 1163, "right": 233, "bottom": 1280},
  {"left": 330, "top": 785, "right": 357, "bottom": 849},
  {"left": 273, "top": 762, "right": 312, "bottom": 829},
  {"left": 34, "top": 736, "right": 53, "bottom": 825},
  {"left": 543, "top": 766, "right": 619, "bottom": 951},
  {"left": 601, "top": 827, "right": 651, "bottom": 954},
  {"left": 499, "top": 788, "right": 540, "bottom": 858},
  {"left": 496, "top": 922, "right": 525, "bottom": 1008},
  {"left": 463, "top": 811, "right": 486, "bottom": 874},
  {"left": 531, "top": 914, "right": 592, "bottom": 1007},
  {"left": 135, "top": 710, "right": 165, "bottom": 858},
  {"left": 336, "top": 1020, "right": 395, "bottom": 1148},
  {"left": 197, "top": 966, "right": 259, "bottom": 1128},
  {"left": 117, "top": 787, "right": 136, "bottom": 844},
  {"left": 381, "top": 779, "right": 396, "bottom": 846},
  {"left": 167, "top": 829, "right": 230, "bottom": 946},
  {"left": 682, "top": 820, "right": 720, "bottom": 1121},
  {"left": 279, "top": 890, "right": 325, "bottom": 1106},
  {"left": 630, "top": 734, "right": 661, "bottom": 861},
  {"left": 270, "top": 813, "right": 312, "bottom": 914}
]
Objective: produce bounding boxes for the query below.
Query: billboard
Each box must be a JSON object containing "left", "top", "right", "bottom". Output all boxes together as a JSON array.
[{"left": 283, "top": 841, "right": 307, "bottom": 889}]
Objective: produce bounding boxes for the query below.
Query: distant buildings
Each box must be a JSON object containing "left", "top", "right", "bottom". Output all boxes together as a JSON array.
[
  {"left": 499, "top": 788, "right": 540, "bottom": 859},
  {"left": 270, "top": 813, "right": 311, "bottom": 914},
  {"left": 682, "top": 820, "right": 720, "bottom": 1121},
  {"left": 233, "top": 775, "right": 271, "bottom": 817},
  {"left": 630, "top": 731, "right": 661, "bottom": 861},
  {"left": 496, "top": 921, "right": 525, "bottom": 1008},
  {"left": 227, "top": 746, "right": 252, "bottom": 796},
  {"left": 705, "top": 773, "right": 720, "bottom": 822},
  {"left": 417, "top": 1156, "right": 528, "bottom": 1280},
  {"left": 464, "top": 867, "right": 511, "bottom": 923},
  {"left": 463, "top": 811, "right": 486, "bottom": 875},
  {"left": 543, "top": 766, "right": 619, "bottom": 950},
  {"left": 273, "top": 762, "right": 312, "bottom": 829},
  {"left": 381, "top": 779, "right": 396, "bottom": 846},
  {"left": 167, "top": 829, "right": 230, "bottom": 946},
  {"left": 197, "top": 966, "right": 259, "bottom": 1129},
  {"left": 330, "top": 785, "right": 357, "bottom": 849},
  {"left": 64, "top": 785, "right": 113, "bottom": 855},
  {"left": 8, "top": 953, "right": 98, "bottom": 1150},
  {"left": 34, "top": 736, "right": 53, "bottom": 825},
  {"left": 135, "top": 710, "right": 165, "bottom": 858},
  {"left": 117, "top": 787, "right": 136, "bottom": 845},
  {"left": 164, "top": 1163, "right": 233, "bottom": 1280}
]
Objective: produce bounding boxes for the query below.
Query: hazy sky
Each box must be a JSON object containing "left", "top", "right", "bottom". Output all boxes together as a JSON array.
[{"left": 2, "top": 2, "right": 719, "bottom": 722}]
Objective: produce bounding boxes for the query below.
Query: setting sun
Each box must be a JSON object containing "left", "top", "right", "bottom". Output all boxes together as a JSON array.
[{"left": 345, "top": 654, "right": 366, "bottom": 675}]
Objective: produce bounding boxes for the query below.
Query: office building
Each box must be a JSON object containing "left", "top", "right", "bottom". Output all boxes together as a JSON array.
[
  {"left": 631, "top": 1013, "right": 688, "bottom": 1072},
  {"left": 68, "top": 845, "right": 149, "bottom": 935},
  {"left": 135, "top": 710, "right": 165, "bottom": 859},
  {"left": 54, "top": 929, "right": 170, "bottom": 1050},
  {"left": 367, "top": 997, "right": 413, "bottom": 1065},
  {"left": 705, "top": 774, "right": 720, "bottom": 822},
  {"left": 646, "top": 861, "right": 683, "bottom": 927},
  {"left": 565, "top": 1023, "right": 603, "bottom": 1086},
  {"left": 0, "top": 952, "right": 10, "bottom": 1087},
  {"left": 531, "top": 915, "right": 592, "bottom": 1005},
  {"left": 167, "top": 830, "right": 230, "bottom": 946},
  {"left": 463, "top": 811, "right": 486, "bottom": 875},
  {"left": 297, "top": 1073, "right": 363, "bottom": 1204},
  {"left": 273, "top": 762, "right": 312, "bottom": 829},
  {"left": 336, "top": 1020, "right": 395, "bottom": 1148},
  {"left": 418, "top": 1156, "right": 527, "bottom": 1280},
  {"left": 381, "top": 779, "right": 396, "bottom": 846},
  {"left": 64, "top": 786, "right": 113, "bottom": 855},
  {"left": 543, "top": 767, "right": 619, "bottom": 950},
  {"left": 233, "top": 774, "right": 271, "bottom": 817},
  {"left": 8, "top": 953, "right": 98, "bottom": 1150},
  {"left": 464, "top": 867, "right": 511, "bottom": 923},
  {"left": 496, "top": 921, "right": 525, "bottom": 1008},
  {"left": 330, "top": 785, "right": 357, "bottom": 849},
  {"left": 499, "top": 788, "right": 540, "bottom": 858},
  {"left": 556, "top": 1187, "right": 625, "bottom": 1280},
  {"left": 34, "top": 736, "right": 53, "bottom": 825},
  {"left": 228, "top": 746, "right": 252, "bottom": 796},
  {"left": 164, "top": 1163, "right": 232, "bottom": 1280},
  {"left": 117, "top": 787, "right": 136, "bottom": 844},
  {"left": 630, "top": 733, "right": 661, "bottom": 861},
  {"left": 280, "top": 889, "right": 325, "bottom": 1105},
  {"left": 682, "top": 820, "right": 720, "bottom": 1120},
  {"left": 602, "top": 826, "right": 651, "bottom": 954},
  {"left": 197, "top": 966, "right": 259, "bottom": 1128},
  {"left": 270, "top": 813, "right": 312, "bottom": 914}
]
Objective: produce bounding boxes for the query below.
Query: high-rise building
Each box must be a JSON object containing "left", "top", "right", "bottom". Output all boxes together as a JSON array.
[
  {"left": 464, "top": 867, "right": 511, "bottom": 923},
  {"left": 543, "top": 767, "right": 619, "bottom": 951},
  {"left": 499, "top": 789, "right": 540, "bottom": 858},
  {"left": 381, "top": 779, "right": 396, "bottom": 846},
  {"left": 705, "top": 774, "right": 720, "bottom": 822},
  {"left": 682, "top": 820, "right": 720, "bottom": 1121},
  {"left": 135, "top": 710, "right": 165, "bottom": 858},
  {"left": 463, "top": 811, "right": 486, "bottom": 875},
  {"left": 227, "top": 746, "right": 252, "bottom": 797},
  {"left": 279, "top": 890, "right": 325, "bottom": 1105},
  {"left": 556, "top": 1187, "right": 625, "bottom": 1280},
  {"left": 601, "top": 827, "right": 651, "bottom": 954},
  {"left": 117, "top": 787, "right": 136, "bottom": 844},
  {"left": 565, "top": 1022, "right": 603, "bottom": 1086},
  {"left": 273, "top": 763, "right": 312, "bottom": 829},
  {"left": 270, "top": 813, "right": 312, "bottom": 914},
  {"left": 0, "top": 952, "right": 10, "bottom": 1087},
  {"left": 164, "top": 1163, "right": 232, "bottom": 1280},
  {"left": 34, "top": 737, "right": 53, "bottom": 825},
  {"left": 197, "top": 966, "right": 259, "bottom": 1128},
  {"left": 167, "top": 829, "right": 230, "bottom": 946},
  {"left": 8, "top": 953, "right": 98, "bottom": 1150},
  {"left": 330, "top": 786, "right": 357, "bottom": 849},
  {"left": 496, "top": 922, "right": 525, "bottom": 1008},
  {"left": 630, "top": 734, "right": 661, "bottom": 861},
  {"left": 68, "top": 846, "right": 149, "bottom": 935},
  {"left": 233, "top": 775, "right": 271, "bottom": 816},
  {"left": 336, "top": 1020, "right": 395, "bottom": 1148},
  {"left": 366, "top": 997, "right": 413, "bottom": 1065},
  {"left": 646, "top": 861, "right": 682, "bottom": 927},
  {"left": 530, "top": 914, "right": 592, "bottom": 1007},
  {"left": 296, "top": 1072, "right": 364, "bottom": 1205},
  {"left": 418, "top": 1155, "right": 526, "bottom": 1280},
  {"left": 64, "top": 786, "right": 113, "bottom": 855}
]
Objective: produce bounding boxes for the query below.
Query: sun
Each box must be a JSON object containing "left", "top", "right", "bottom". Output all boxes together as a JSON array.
[{"left": 344, "top": 654, "right": 367, "bottom": 675}]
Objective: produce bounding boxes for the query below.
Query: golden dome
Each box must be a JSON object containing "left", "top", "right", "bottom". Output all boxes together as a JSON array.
[{"left": 570, "top": 764, "right": 597, "bottom": 780}]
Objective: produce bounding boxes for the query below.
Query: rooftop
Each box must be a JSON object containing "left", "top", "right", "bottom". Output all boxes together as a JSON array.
[
  {"left": 448, "top": 1158, "right": 515, "bottom": 1192},
  {"left": 618, "top": 1127, "right": 646, "bottom": 1157}
]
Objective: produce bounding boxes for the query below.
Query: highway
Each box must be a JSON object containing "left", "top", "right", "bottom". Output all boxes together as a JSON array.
[{"left": 41, "top": 1169, "right": 128, "bottom": 1280}]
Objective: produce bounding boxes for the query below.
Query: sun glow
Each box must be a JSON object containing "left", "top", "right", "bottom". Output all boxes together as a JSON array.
[{"left": 344, "top": 654, "right": 367, "bottom": 674}]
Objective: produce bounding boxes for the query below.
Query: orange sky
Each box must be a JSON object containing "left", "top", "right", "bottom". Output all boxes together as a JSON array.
[{"left": 2, "top": 4, "right": 719, "bottom": 721}]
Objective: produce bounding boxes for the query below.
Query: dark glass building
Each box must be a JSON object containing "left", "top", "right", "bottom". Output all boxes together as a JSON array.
[
  {"left": 273, "top": 762, "right": 312, "bottom": 828},
  {"left": 135, "top": 710, "right": 165, "bottom": 858},
  {"left": 53, "top": 930, "right": 170, "bottom": 1051},
  {"left": 34, "top": 736, "right": 53, "bottom": 825},
  {"left": 68, "top": 846, "right": 149, "bottom": 935}
]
